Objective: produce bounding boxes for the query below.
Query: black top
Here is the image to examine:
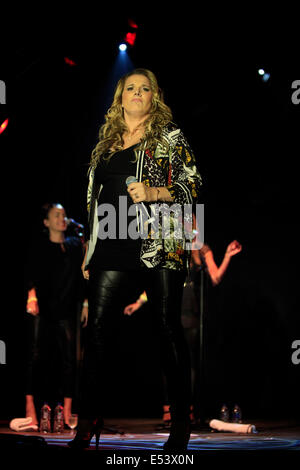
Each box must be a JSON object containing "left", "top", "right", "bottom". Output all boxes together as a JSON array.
[
  {"left": 26, "top": 236, "right": 85, "bottom": 319},
  {"left": 89, "top": 146, "right": 143, "bottom": 271}
]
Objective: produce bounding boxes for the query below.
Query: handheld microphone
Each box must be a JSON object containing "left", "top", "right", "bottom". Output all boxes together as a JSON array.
[
  {"left": 125, "top": 176, "right": 157, "bottom": 232},
  {"left": 125, "top": 176, "right": 137, "bottom": 186}
]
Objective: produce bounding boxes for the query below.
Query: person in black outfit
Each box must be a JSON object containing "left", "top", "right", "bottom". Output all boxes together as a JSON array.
[
  {"left": 25, "top": 203, "right": 87, "bottom": 427},
  {"left": 70, "top": 69, "right": 202, "bottom": 451}
]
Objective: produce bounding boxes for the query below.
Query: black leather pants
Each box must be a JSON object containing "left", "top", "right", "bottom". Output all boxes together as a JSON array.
[{"left": 79, "top": 268, "right": 191, "bottom": 421}]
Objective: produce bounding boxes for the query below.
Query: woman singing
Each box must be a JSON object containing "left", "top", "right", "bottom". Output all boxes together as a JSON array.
[{"left": 69, "top": 68, "right": 202, "bottom": 451}]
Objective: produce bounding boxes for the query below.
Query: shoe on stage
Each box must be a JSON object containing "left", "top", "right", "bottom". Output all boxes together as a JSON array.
[
  {"left": 68, "top": 417, "right": 103, "bottom": 450},
  {"left": 163, "top": 420, "right": 190, "bottom": 452}
]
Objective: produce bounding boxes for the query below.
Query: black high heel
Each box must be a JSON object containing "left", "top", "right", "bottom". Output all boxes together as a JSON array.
[
  {"left": 163, "top": 420, "right": 190, "bottom": 452},
  {"left": 68, "top": 417, "right": 103, "bottom": 450}
]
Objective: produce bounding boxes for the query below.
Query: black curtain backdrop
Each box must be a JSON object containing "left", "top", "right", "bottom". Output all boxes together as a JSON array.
[{"left": 0, "top": 10, "right": 299, "bottom": 422}]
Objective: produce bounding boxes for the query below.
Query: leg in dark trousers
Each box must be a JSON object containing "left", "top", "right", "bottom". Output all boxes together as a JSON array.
[
  {"left": 144, "top": 269, "right": 191, "bottom": 422},
  {"left": 78, "top": 269, "right": 144, "bottom": 419},
  {"left": 75, "top": 268, "right": 191, "bottom": 450}
]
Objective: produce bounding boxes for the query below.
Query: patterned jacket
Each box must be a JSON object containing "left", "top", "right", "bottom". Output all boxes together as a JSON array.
[{"left": 85, "top": 123, "right": 203, "bottom": 271}]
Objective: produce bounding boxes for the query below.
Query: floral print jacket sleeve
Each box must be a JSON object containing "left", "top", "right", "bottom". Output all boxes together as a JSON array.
[
  {"left": 165, "top": 126, "right": 201, "bottom": 205},
  {"left": 139, "top": 124, "right": 203, "bottom": 270}
]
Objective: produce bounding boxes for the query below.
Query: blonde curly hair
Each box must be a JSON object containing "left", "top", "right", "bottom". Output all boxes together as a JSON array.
[{"left": 90, "top": 68, "right": 173, "bottom": 168}]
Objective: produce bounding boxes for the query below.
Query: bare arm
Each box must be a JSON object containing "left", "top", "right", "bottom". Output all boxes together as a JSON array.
[
  {"left": 191, "top": 247, "right": 202, "bottom": 268},
  {"left": 81, "top": 241, "right": 89, "bottom": 280},
  {"left": 26, "top": 287, "right": 39, "bottom": 315},
  {"left": 204, "top": 240, "right": 242, "bottom": 286},
  {"left": 124, "top": 291, "right": 148, "bottom": 316}
]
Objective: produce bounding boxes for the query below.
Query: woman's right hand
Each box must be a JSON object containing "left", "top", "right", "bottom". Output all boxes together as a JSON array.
[
  {"left": 124, "top": 302, "right": 141, "bottom": 316},
  {"left": 81, "top": 242, "right": 90, "bottom": 280},
  {"left": 81, "top": 261, "right": 90, "bottom": 280},
  {"left": 225, "top": 240, "right": 242, "bottom": 258},
  {"left": 26, "top": 288, "right": 39, "bottom": 316}
]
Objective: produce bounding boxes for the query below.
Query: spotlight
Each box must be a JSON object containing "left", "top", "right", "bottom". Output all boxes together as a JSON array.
[
  {"left": 258, "top": 68, "right": 270, "bottom": 82},
  {"left": 118, "top": 19, "right": 138, "bottom": 51},
  {"left": 262, "top": 72, "right": 270, "bottom": 82}
]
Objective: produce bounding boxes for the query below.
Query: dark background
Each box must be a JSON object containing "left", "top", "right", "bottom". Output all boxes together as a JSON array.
[{"left": 0, "top": 8, "right": 299, "bottom": 422}]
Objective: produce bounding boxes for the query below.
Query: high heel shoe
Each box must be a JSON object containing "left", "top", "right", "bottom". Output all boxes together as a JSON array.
[
  {"left": 163, "top": 420, "right": 190, "bottom": 452},
  {"left": 68, "top": 417, "right": 103, "bottom": 450}
]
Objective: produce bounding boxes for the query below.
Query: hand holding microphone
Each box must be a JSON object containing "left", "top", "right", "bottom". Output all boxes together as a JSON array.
[
  {"left": 126, "top": 176, "right": 158, "bottom": 234},
  {"left": 126, "top": 176, "right": 157, "bottom": 203}
]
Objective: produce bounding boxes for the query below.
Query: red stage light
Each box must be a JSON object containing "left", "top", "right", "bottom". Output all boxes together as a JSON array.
[
  {"left": 64, "top": 57, "right": 77, "bottom": 66},
  {"left": 128, "top": 19, "right": 138, "bottom": 29},
  {"left": 0, "top": 118, "right": 9, "bottom": 135},
  {"left": 124, "top": 32, "right": 137, "bottom": 46}
]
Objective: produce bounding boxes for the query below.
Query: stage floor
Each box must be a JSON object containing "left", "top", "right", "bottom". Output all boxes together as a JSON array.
[{"left": 0, "top": 418, "right": 299, "bottom": 460}]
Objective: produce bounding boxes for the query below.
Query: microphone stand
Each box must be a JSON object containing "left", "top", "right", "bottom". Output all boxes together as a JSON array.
[
  {"left": 198, "top": 268, "right": 205, "bottom": 424},
  {"left": 191, "top": 264, "right": 206, "bottom": 429}
]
